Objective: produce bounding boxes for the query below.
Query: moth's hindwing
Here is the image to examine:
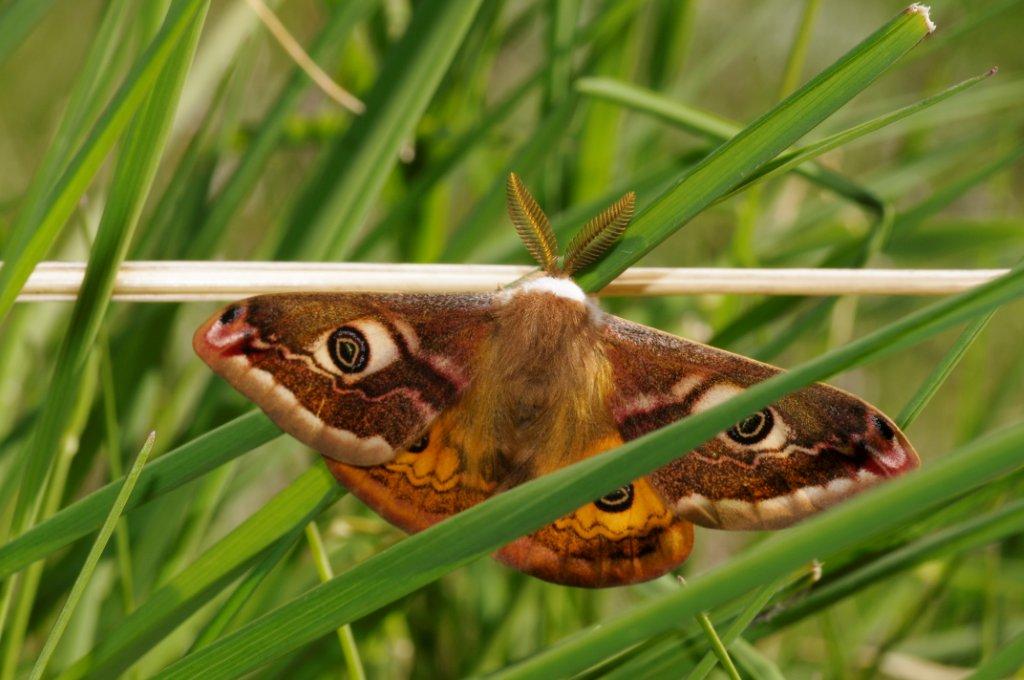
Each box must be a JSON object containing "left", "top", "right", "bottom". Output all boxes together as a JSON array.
[
  {"left": 495, "top": 465, "right": 694, "bottom": 588},
  {"left": 193, "top": 293, "right": 497, "bottom": 465},
  {"left": 601, "top": 315, "right": 920, "bottom": 531},
  {"left": 324, "top": 410, "right": 494, "bottom": 532}
]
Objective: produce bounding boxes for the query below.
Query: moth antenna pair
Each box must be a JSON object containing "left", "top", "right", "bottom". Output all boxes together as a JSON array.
[{"left": 506, "top": 173, "right": 636, "bottom": 277}]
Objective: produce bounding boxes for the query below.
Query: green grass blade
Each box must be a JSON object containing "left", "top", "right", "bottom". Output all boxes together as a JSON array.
[
  {"left": 60, "top": 466, "right": 343, "bottom": 680},
  {"left": 691, "top": 608, "right": 740, "bottom": 680},
  {"left": 574, "top": 6, "right": 934, "bottom": 292},
  {"left": 965, "top": 629, "right": 1024, "bottom": 680},
  {"left": 751, "top": 498, "right": 1024, "bottom": 639},
  {"left": 897, "top": 312, "right": 995, "bottom": 429},
  {"left": 0, "top": 411, "right": 280, "bottom": 580},
  {"left": 724, "top": 69, "right": 997, "bottom": 200},
  {"left": 0, "top": 0, "right": 58, "bottom": 64},
  {"left": 6, "top": 0, "right": 131, "bottom": 218},
  {"left": 575, "top": 75, "right": 887, "bottom": 215},
  {"left": 157, "top": 258, "right": 1024, "bottom": 679},
  {"left": 190, "top": 532, "right": 302, "bottom": 650},
  {"left": 28, "top": 432, "right": 156, "bottom": 680},
  {"left": 274, "top": 0, "right": 484, "bottom": 261},
  {"left": 720, "top": 141, "right": 1020, "bottom": 351},
  {"left": 99, "top": 340, "right": 135, "bottom": 613},
  {"left": 895, "top": 143, "right": 1024, "bottom": 236},
  {"left": 0, "top": 0, "right": 208, "bottom": 325},
  {"left": 778, "top": 0, "right": 822, "bottom": 97}
]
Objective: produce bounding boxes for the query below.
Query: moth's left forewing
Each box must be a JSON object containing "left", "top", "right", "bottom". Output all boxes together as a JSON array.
[
  {"left": 193, "top": 292, "right": 496, "bottom": 465},
  {"left": 601, "top": 315, "right": 920, "bottom": 531}
]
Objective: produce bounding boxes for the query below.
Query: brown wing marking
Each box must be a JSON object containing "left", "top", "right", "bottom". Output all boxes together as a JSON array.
[{"left": 601, "top": 314, "right": 920, "bottom": 531}]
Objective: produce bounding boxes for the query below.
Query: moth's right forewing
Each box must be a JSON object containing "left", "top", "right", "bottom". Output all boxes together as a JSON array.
[{"left": 193, "top": 292, "right": 497, "bottom": 465}]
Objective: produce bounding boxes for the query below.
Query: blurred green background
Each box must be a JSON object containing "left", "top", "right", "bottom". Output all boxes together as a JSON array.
[{"left": 0, "top": 0, "right": 1022, "bottom": 678}]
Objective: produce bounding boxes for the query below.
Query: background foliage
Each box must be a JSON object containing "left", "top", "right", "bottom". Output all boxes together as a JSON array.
[{"left": 0, "top": 0, "right": 1022, "bottom": 678}]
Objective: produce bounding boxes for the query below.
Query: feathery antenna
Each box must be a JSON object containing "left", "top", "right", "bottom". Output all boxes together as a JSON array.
[
  {"left": 506, "top": 173, "right": 560, "bottom": 274},
  {"left": 562, "top": 191, "right": 635, "bottom": 276}
]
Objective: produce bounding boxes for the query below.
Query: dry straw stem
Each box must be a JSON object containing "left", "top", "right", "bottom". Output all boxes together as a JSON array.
[
  {"left": 10, "top": 261, "right": 1008, "bottom": 301},
  {"left": 243, "top": 0, "right": 364, "bottom": 114}
]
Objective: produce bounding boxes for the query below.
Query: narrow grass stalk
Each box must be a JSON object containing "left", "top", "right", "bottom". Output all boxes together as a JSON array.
[
  {"left": 0, "top": 358, "right": 98, "bottom": 676},
  {"left": 686, "top": 577, "right": 793, "bottom": 680},
  {"left": 897, "top": 312, "right": 995, "bottom": 429},
  {"left": 691, "top": 609, "right": 740, "bottom": 680},
  {"left": 28, "top": 433, "right": 155, "bottom": 680},
  {"left": 304, "top": 523, "right": 365, "bottom": 680},
  {"left": 778, "top": 0, "right": 822, "bottom": 96},
  {"left": 158, "top": 257, "right": 1024, "bottom": 678},
  {"left": 99, "top": 341, "right": 135, "bottom": 612},
  {"left": 576, "top": 6, "right": 934, "bottom": 291},
  {"left": 190, "top": 0, "right": 373, "bottom": 257}
]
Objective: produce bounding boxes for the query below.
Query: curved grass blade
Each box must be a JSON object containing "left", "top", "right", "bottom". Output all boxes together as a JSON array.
[
  {"left": 574, "top": 5, "right": 935, "bottom": 292},
  {"left": 28, "top": 432, "right": 155, "bottom": 680},
  {"left": 0, "top": 4, "right": 210, "bottom": 661},
  {"left": 3, "top": 0, "right": 209, "bottom": 545},
  {"left": 157, "top": 258, "right": 1024, "bottom": 679}
]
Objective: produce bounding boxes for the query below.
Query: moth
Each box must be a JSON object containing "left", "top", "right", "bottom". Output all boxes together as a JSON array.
[{"left": 194, "top": 173, "right": 919, "bottom": 588}]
